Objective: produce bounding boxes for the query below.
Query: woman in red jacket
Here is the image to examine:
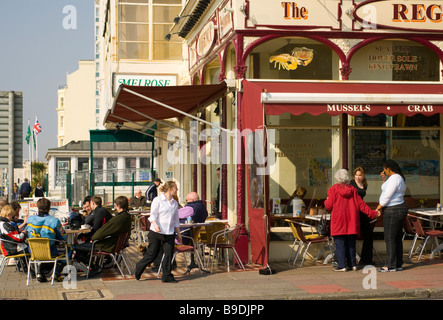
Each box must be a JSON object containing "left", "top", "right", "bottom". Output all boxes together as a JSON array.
[{"left": 324, "top": 169, "right": 380, "bottom": 272}]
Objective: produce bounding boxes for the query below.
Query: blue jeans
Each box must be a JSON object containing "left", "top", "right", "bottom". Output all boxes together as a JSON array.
[
  {"left": 334, "top": 235, "right": 356, "bottom": 269},
  {"left": 383, "top": 202, "right": 408, "bottom": 269}
]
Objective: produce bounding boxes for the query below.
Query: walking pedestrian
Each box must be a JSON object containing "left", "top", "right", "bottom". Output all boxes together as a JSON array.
[{"left": 135, "top": 181, "right": 181, "bottom": 282}]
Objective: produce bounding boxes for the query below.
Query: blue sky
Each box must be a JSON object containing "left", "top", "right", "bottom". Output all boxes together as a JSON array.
[{"left": 0, "top": 0, "right": 94, "bottom": 161}]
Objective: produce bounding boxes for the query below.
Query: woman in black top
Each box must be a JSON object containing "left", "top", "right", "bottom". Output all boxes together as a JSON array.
[{"left": 350, "top": 166, "right": 374, "bottom": 265}]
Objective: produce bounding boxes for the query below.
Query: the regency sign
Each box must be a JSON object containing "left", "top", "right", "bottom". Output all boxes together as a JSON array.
[
  {"left": 354, "top": 0, "right": 443, "bottom": 31},
  {"left": 247, "top": 0, "right": 341, "bottom": 29}
]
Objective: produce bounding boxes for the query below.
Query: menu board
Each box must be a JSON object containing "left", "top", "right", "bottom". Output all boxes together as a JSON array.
[{"left": 353, "top": 130, "right": 387, "bottom": 175}]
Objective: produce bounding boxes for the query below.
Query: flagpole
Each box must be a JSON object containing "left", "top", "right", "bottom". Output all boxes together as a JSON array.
[
  {"left": 35, "top": 115, "right": 39, "bottom": 162},
  {"left": 28, "top": 119, "right": 32, "bottom": 183}
]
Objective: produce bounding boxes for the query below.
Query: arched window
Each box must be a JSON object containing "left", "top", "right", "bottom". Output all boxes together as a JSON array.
[
  {"left": 248, "top": 37, "right": 340, "bottom": 80},
  {"left": 349, "top": 39, "right": 440, "bottom": 81}
]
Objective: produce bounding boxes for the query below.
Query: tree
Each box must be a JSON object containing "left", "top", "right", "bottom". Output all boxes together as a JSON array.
[{"left": 31, "top": 161, "right": 47, "bottom": 196}]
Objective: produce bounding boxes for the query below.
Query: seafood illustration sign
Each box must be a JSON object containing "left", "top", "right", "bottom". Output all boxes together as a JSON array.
[
  {"left": 270, "top": 47, "right": 314, "bottom": 71},
  {"left": 28, "top": 199, "right": 70, "bottom": 220},
  {"left": 248, "top": 0, "right": 341, "bottom": 30}
]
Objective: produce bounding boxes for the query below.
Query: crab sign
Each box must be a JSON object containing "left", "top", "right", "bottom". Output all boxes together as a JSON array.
[{"left": 269, "top": 47, "right": 314, "bottom": 71}]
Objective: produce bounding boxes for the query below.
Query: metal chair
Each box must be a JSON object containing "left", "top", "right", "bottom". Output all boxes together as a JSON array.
[
  {"left": 0, "top": 239, "right": 30, "bottom": 277},
  {"left": 207, "top": 224, "right": 245, "bottom": 273},
  {"left": 403, "top": 214, "right": 430, "bottom": 259},
  {"left": 139, "top": 215, "right": 151, "bottom": 243},
  {"left": 199, "top": 221, "right": 229, "bottom": 267},
  {"left": 408, "top": 215, "right": 443, "bottom": 261},
  {"left": 27, "top": 238, "right": 69, "bottom": 286},
  {"left": 287, "top": 220, "right": 331, "bottom": 267},
  {"left": 157, "top": 229, "right": 204, "bottom": 277},
  {"left": 285, "top": 219, "right": 320, "bottom": 265},
  {"left": 86, "top": 231, "right": 133, "bottom": 278}
]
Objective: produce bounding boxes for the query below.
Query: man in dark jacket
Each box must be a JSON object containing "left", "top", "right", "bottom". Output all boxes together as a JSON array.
[
  {"left": 145, "top": 178, "right": 162, "bottom": 204},
  {"left": 184, "top": 192, "right": 208, "bottom": 223},
  {"left": 79, "top": 196, "right": 112, "bottom": 243},
  {"left": 182, "top": 192, "right": 208, "bottom": 272},
  {"left": 91, "top": 196, "right": 132, "bottom": 252},
  {"left": 18, "top": 178, "right": 31, "bottom": 199},
  {"left": 73, "top": 196, "right": 131, "bottom": 274}
]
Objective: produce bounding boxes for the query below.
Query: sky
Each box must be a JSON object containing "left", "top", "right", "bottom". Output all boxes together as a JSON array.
[{"left": 0, "top": 0, "right": 94, "bottom": 161}]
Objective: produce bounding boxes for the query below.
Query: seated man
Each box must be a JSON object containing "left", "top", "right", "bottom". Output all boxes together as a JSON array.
[
  {"left": 79, "top": 196, "right": 112, "bottom": 242},
  {"left": 129, "top": 189, "right": 146, "bottom": 208},
  {"left": 26, "top": 198, "right": 68, "bottom": 282},
  {"left": 179, "top": 192, "right": 208, "bottom": 272},
  {"left": 73, "top": 196, "right": 132, "bottom": 274}
]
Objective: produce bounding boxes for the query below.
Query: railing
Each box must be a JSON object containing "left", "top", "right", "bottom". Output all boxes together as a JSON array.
[{"left": 52, "top": 168, "right": 154, "bottom": 206}]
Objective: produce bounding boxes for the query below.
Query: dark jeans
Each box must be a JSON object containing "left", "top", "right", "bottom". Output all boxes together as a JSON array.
[
  {"left": 334, "top": 235, "right": 356, "bottom": 269},
  {"left": 135, "top": 231, "right": 175, "bottom": 281},
  {"left": 359, "top": 212, "right": 374, "bottom": 264},
  {"left": 383, "top": 202, "right": 408, "bottom": 269}
]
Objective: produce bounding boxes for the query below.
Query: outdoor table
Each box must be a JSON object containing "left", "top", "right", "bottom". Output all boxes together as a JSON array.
[
  {"left": 408, "top": 208, "right": 443, "bottom": 258},
  {"left": 65, "top": 227, "right": 91, "bottom": 244}
]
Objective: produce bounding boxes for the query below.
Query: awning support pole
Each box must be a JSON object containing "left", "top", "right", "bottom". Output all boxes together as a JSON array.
[{"left": 122, "top": 87, "right": 231, "bottom": 133}]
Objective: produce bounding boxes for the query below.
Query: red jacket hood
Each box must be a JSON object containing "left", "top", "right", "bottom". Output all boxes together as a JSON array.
[{"left": 335, "top": 184, "right": 355, "bottom": 198}]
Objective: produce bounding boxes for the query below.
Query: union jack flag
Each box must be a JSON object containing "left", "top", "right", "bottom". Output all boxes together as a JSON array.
[{"left": 33, "top": 119, "right": 42, "bottom": 135}]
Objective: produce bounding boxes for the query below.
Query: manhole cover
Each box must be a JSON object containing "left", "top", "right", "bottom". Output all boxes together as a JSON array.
[{"left": 62, "top": 290, "right": 105, "bottom": 300}]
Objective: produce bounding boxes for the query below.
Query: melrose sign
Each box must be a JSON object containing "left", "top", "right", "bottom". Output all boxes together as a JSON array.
[
  {"left": 355, "top": 0, "right": 443, "bottom": 31},
  {"left": 114, "top": 74, "right": 176, "bottom": 93}
]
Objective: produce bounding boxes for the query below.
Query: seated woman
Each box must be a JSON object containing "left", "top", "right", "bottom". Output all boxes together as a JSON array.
[{"left": 0, "top": 205, "right": 28, "bottom": 271}]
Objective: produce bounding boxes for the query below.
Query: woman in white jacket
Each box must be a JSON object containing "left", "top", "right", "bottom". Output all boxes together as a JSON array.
[{"left": 376, "top": 159, "right": 408, "bottom": 272}]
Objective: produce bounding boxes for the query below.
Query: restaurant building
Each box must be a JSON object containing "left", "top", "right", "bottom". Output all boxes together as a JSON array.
[{"left": 104, "top": 0, "right": 443, "bottom": 266}]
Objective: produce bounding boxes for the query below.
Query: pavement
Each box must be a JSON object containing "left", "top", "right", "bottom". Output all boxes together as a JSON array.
[{"left": 1, "top": 241, "right": 443, "bottom": 305}]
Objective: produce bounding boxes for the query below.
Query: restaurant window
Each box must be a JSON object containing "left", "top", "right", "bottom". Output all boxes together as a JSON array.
[
  {"left": 93, "top": 158, "right": 104, "bottom": 182},
  {"left": 140, "top": 157, "right": 150, "bottom": 170},
  {"left": 118, "top": 0, "right": 182, "bottom": 60},
  {"left": 350, "top": 114, "right": 440, "bottom": 204},
  {"left": 56, "top": 158, "right": 70, "bottom": 187},
  {"left": 349, "top": 40, "right": 440, "bottom": 81},
  {"left": 248, "top": 37, "right": 340, "bottom": 80},
  {"left": 265, "top": 113, "right": 340, "bottom": 213},
  {"left": 78, "top": 158, "right": 89, "bottom": 171}
]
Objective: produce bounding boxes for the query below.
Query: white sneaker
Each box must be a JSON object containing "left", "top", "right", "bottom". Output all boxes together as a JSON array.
[
  {"left": 351, "top": 266, "right": 358, "bottom": 271},
  {"left": 334, "top": 267, "right": 347, "bottom": 272}
]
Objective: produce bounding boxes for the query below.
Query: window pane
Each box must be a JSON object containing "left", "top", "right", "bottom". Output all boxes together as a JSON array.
[
  {"left": 251, "top": 37, "right": 338, "bottom": 80},
  {"left": 154, "top": 0, "right": 181, "bottom": 4},
  {"left": 125, "top": 157, "right": 136, "bottom": 169},
  {"left": 349, "top": 40, "right": 440, "bottom": 81},
  {"left": 119, "top": 42, "right": 149, "bottom": 59},
  {"left": 120, "top": 4, "right": 149, "bottom": 23},
  {"left": 153, "top": 41, "right": 182, "bottom": 60},
  {"left": 153, "top": 5, "right": 181, "bottom": 23},
  {"left": 153, "top": 24, "right": 173, "bottom": 41},
  {"left": 120, "top": 0, "right": 147, "bottom": 3},
  {"left": 352, "top": 129, "right": 440, "bottom": 203},
  {"left": 271, "top": 129, "right": 333, "bottom": 203},
  {"left": 119, "top": 23, "right": 149, "bottom": 42}
]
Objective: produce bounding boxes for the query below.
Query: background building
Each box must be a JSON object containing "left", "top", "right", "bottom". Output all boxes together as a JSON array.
[
  {"left": 57, "top": 60, "right": 96, "bottom": 147},
  {"left": 0, "top": 91, "right": 23, "bottom": 199}
]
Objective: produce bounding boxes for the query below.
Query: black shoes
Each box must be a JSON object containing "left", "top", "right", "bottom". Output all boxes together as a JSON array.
[
  {"left": 162, "top": 275, "right": 177, "bottom": 283},
  {"left": 36, "top": 273, "right": 47, "bottom": 283}
]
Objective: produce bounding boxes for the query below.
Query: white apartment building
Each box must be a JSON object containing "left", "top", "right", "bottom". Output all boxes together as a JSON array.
[
  {"left": 95, "top": 0, "right": 186, "bottom": 116},
  {"left": 57, "top": 60, "right": 96, "bottom": 147}
]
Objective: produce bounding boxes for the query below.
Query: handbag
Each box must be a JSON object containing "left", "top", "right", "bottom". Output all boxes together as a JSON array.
[{"left": 317, "top": 214, "right": 330, "bottom": 236}]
